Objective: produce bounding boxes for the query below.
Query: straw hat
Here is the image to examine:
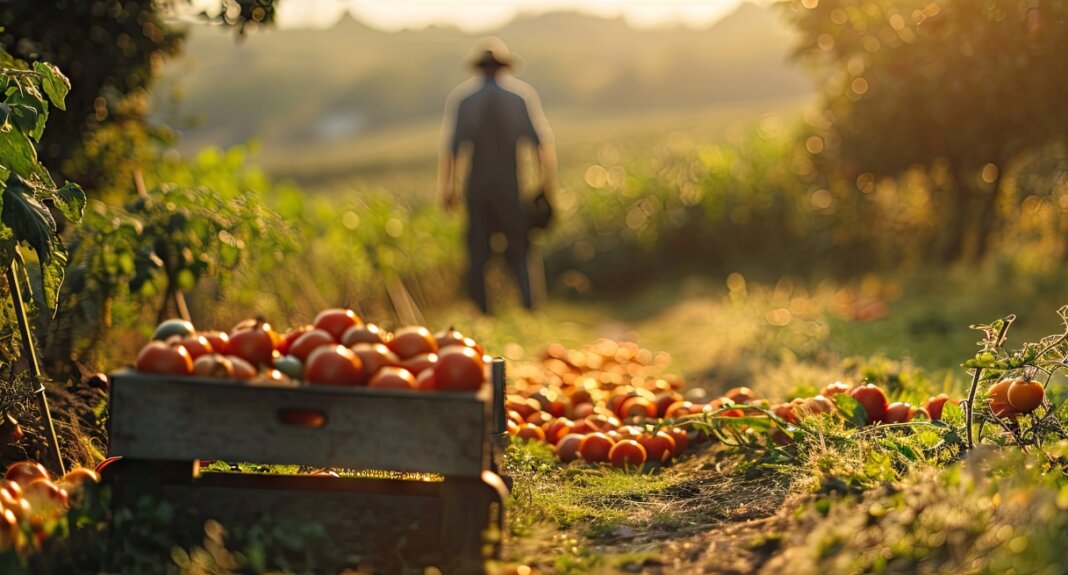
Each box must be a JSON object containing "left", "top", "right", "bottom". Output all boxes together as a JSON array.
[{"left": 467, "top": 36, "right": 524, "bottom": 70}]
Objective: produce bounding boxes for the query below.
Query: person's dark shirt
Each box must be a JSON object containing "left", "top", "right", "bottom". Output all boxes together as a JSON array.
[{"left": 444, "top": 74, "right": 550, "bottom": 200}]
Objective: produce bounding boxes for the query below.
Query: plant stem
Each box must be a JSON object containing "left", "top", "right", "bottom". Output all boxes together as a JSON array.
[
  {"left": 6, "top": 255, "right": 65, "bottom": 476},
  {"left": 965, "top": 317, "right": 1014, "bottom": 451}
]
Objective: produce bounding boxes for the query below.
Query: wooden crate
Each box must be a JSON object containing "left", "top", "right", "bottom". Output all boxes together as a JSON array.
[{"left": 103, "top": 367, "right": 510, "bottom": 574}]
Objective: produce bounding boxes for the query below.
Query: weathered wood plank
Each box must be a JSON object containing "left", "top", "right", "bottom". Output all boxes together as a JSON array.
[{"left": 107, "top": 370, "right": 489, "bottom": 477}]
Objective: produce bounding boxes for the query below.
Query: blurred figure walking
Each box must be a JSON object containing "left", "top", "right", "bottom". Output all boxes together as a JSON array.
[{"left": 438, "top": 37, "right": 557, "bottom": 314}]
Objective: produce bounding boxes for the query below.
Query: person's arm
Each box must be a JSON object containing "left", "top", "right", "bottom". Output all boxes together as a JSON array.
[
  {"left": 438, "top": 148, "right": 458, "bottom": 212},
  {"left": 438, "top": 85, "right": 468, "bottom": 212},
  {"left": 538, "top": 141, "right": 558, "bottom": 200}
]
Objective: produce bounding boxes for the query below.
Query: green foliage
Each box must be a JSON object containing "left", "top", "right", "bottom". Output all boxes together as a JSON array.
[{"left": 0, "top": 52, "right": 85, "bottom": 316}]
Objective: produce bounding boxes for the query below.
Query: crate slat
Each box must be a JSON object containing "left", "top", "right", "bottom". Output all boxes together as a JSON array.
[{"left": 107, "top": 370, "right": 489, "bottom": 477}]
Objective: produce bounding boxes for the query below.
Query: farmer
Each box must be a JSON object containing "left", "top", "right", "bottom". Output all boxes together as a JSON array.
[{"left": 438, "top": 37, "right": 557, "bottom": 314}]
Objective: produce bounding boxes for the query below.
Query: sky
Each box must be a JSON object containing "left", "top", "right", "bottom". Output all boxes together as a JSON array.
[{"left": 227, "top": 0, "right": 754, "bottom": 32}]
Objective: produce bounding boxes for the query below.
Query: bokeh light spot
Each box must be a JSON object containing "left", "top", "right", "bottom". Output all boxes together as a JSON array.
[{"left": 585, "top": 165, "right": 609, "bottom": 189}]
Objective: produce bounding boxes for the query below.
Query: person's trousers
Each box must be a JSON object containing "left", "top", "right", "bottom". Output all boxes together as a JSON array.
[{"left": 465, "top": 196, "right": 533, "bottom": 313}]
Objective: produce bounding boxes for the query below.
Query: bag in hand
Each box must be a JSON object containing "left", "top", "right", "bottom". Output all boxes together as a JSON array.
[{"left": 526, "top": 188, "right": 554, "bottom": 231}]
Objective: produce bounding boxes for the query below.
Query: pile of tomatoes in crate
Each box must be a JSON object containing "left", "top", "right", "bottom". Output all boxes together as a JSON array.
[
  {"left": 133, "top": 309, "right": 493, "bottom": 392},
  {"left": 0, "top": 462, "right": 99, "bottom": 554}
]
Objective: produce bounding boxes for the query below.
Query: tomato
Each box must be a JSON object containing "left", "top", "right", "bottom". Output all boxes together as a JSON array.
[
  {"left": 619, "top": 396, "right": 657, "bottom": 419},
  {"left": 276, "top": 325, "right": 311, "bottom": 356},
  {"left": 543, "top": 418, "right": 575, "bottom": 445},
  {"left": 987, "top": 378, "right": 1019, "bottom": 419},
  {"left": 152, "top": 318, "right": 195, "bottom": 341},
  {"left": 0, "top": 487, "right": 29, "bottom": 521},
  {"left": 387, "top": 326, "right": 438, "bottom": 359},
  {"left": 57, "top": 468, "right": 100, "bottom": 499},
  {"left": 23, "top": 478, "right": 68, "bottom": 517},
  {"left": 1007, "top": 378, "right": 1044, "bottom": 413},
  {"left": 4, "top": 459, "right": 48, "bottom": 485},
  {"left": 772, "top": 403, "right": 798, "bottom": 424},
  {"left": 820, "top": 381, "right": 852, "bottom": 397},
  {"left": 198, "top": 331, "right": 230, "bottom": 356},
  {"left": 341, "top": 323, "right": 388, "bottom": 347},
  {"left": 351, "top": 343, "right": 403, "bottom": 382},
  {"left": 609, "top": 439, "right": 647, "bottom": 469},
  {"left": 664, "top": 400, "right": 697, "bottom": 419},
  {"left": 637, "top": 432, "right": 676, "bottom": 463},
  {"left": 305, "top": 345, "right": 364, "bottom": 386},
  {"left": 368, "top": 366, "right": 417, "bottom": 390},
  {"left": 136, "top": 341, "right": 194, "bottom": 376},
  {"left": 287, "top": 329, "right": 335, "bottom": 363},
  {"left": 725, "top": 386, "right": 757, "bottom": 403},
  {"left": 884, "top": 402, "right": 913, "bottom": 424},
  {"left": 174, "top": 335, "right": 214, "bottom": 360},
  {"left": 515, "top": 423, "right": 546, "bottom": 442},
  {"left": 665, "top": 427, "right": 688, "bottom": 457},
  {"left": 801, "top": 395, "right": 836, "bottom": 417},
  {"left": 578, "top": 432, "right": 615, "bottom": 463},
  {"left": 434, "top": 327, "right": 467, "bottom": 350},
  {"left": 225, "top": 355, "right": 257, "bottom": 380},
  {"left": 924, "top": 393, "right": 951, "bottom": 421},
  {"left": 313, "top": 308, "right": 362, "bottom": 341},
  {"left": 849, "top": 384, "right": 889, "bottom": 424},
  {"left": 555, "top": 433, "right": 585, "bottom": 462},
  {"left": 416, "top": 369, "right": 438, "bottom": 391},
  {"left": 433, "top": 346, "right": 485, "bottom": 391},
  {"left": 249, "top": 369, "right": 298, "bottom": 387},
  {"left": 909, "top": 406, "right": 931, "bottom": 420},
  {"left": 228, "top": 322, "right": 279, "bottom": 368},
  {"left": 273, "top": 355, "right": 304, "bottom": 380},
  {"left": 401, "top": 352, "right": 438, "bottom": 379},
  {"left": 193, "top": 354, "right": 235, "bottom": 379},
  {"left": 654, "top": 392, "right": 684, "bottom": 418}
]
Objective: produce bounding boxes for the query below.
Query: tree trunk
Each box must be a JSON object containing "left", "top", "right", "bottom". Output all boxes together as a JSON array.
[
  {"left": 938, "top": 165, "right": 972, "bottom": 263},
  {"left": 972, "top": 168, "right": 1004, "bottom": 263}
]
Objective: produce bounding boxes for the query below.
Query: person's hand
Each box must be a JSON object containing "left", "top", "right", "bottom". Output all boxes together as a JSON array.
[{"left": 442, "top": 184, "right": 458, "bottom": 213}]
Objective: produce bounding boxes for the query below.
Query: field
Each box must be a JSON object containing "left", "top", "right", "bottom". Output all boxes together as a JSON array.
[{"left": 3, "top": 3, "right": 1068, "bottom": 573}]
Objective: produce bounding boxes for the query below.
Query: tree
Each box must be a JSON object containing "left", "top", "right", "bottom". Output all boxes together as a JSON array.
[
  {"left": 0, "top": 0, "right": 277, "bottom": 197},
  {"left": 782, "top": 0, "right": 1068, "bottom": 262}
]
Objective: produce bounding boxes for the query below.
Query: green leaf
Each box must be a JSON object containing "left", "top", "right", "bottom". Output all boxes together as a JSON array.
[
  {"left": 51, "top": 181, "right": 86, "bottom": 223},
  {"left": 0, "top": 124, "right": 37, "bottom": 179},
  {"left": 10, "top": 104, "right": 40, "bottom": 140},
  {"left": 34, "top": 237, "right": 66, "bottom": 313},
  {"left": 833, "top": 393, "right": 868, "bottom": 428},
  {"left": 0, "top": 103, "right": 10, "bottom": 128},
  {"left": 1, "top": 174, "right": 56, "bottom": 265},
  {"left": 32, "top": 61, "right": 70, "bottom": 111}
]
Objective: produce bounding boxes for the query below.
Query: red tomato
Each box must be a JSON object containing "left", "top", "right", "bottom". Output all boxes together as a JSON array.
[
  {"left": 909, "top": 406, "right": 931, "bottom": 420},
  {"left": 305, "top": 345, "right": 364, "bottom": 386},
  {"left": 849, "top": 384, "right": 889, "bottom": 424},
  {"left": 23, "top": 478, "right": 68, "bottom": 516},
  {"left": 1007, "top": 379, "right": 1045, "bottom": 413},
  {"left": 287, "top": 329, "right": 335, "bottom": 363},
  {"left": 725, "top": 386, "right": 757, "bottom": 403},
  {"left": 578, "top": 432, "right": 615, "bottom": 463},
  {"left": 555, "top": 433, "right": 585, "bottom": 462},
  {"left": 433, "top": 346, "right": 485, "bottom": 391},
  {"left": 654, "top": 392, "right": 684, "bottom": 418},
  {"left": 277, "top": 325, "right": 312, "bottom": 356},
  {"left": 820, "top": 381, "right": 852, "bottom": 397},
  {"left": 228, "top": 323, "right": 278, "bottom": 368},
  {"left": 58, "top": 468, "right": 100, "bottom": 493},
  {"left": 772, "top": 403, "right": 798, "bottom": 424},
  {"left": 544, "top": 418, "right": 575, "bottom": 444},
  {"left": 884, "top": 402, "right": 913, "bottom": 424},
  {"left": 619, "top": 397, "right": 658, "bottom": 419},
  {"left": 434, "top": 327, "right": 467, "bottom": 350},
  {"left": 199, "top": 331, "right": 230, "bottom": 355},
  {"left": 400, "top": 352, "right": 438, "bottom": 378},
  {"left": 515, "top": 423, "right": 546, "bottom": 442},
  {"left": 923, "top": 393, "right": 952, "bottom": 420},
  {"left": 225, "top": 355, "right": 257, "bottom": 380},
  {"left": 5, "top": 461, "right": 49, "bottom": 486},
  {"left": 193, "top": 354, "right": 235, "bottom": 379},
  {"left": 663, "top": 400, "right": 697, "bottom": 419},
  {"left": 387, "top": 326, "right": 438, "bottom": 359},
  {"left": 609, "top": 439, "right": 648, "bottom": 469},
  {"left": 135, "top": 341, "right": 194, "bottom": 376},
  {"left": 313, "top": 308, "right": 362, "bottom": 341},
  {"left": 351, "top": 343, "right": 403, "bottom": 381},
  {"left": 416, "top": 368, "right": 438, "bottom": 391},
  {"left": 665, "top": 427, "right": 688, "bottom": 457},
  {"left": 637, "top": 432, "right": 676, "bottom": 463},
  {"left": 368, "top": 366, "right": 417, "bottom": 390},
  {"left": 174, "top": 335, "right": 214, "bottom": 360},
  {"left": 988, "top": 378, "right": 1019, "bottom": 419},
  {"left": 341, "top": 323, "right": 388, "bottom": 347}
]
